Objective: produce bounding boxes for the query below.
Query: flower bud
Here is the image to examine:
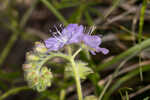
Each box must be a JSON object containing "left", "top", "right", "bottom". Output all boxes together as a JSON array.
[
  {"left": 34, "top": 42, "right": 47, "bottom": 53},
  {"left": 25, "top": 71, "right": 37, "bottom": 80},
  {"left": 26, "top": 52, "right": 39, "bottom": 61},
  {"left": 24, "top": 66, "right": 53, "bottom": 92},
  {"left": 23, "top": 64, "right": 32, "bottom": 71}
]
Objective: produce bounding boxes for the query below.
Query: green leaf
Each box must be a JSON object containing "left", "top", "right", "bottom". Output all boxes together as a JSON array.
[{"left": 65, "top": 61, "right": 93, "bottom": 79}]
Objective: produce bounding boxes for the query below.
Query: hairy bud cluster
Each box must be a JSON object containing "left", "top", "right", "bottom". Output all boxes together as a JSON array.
[{"left": 23, "top": 42, "right": 53, "bottom": 92}]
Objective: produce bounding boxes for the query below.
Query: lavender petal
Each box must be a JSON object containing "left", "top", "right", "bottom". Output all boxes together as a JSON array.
[
  {"left": 83, "top": 34, "right": 102, "bottom": 48},
  {"left": 44, "top": 38, "right": 64, "bottom": 51}
]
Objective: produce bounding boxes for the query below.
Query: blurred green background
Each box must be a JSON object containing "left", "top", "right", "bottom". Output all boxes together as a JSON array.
[{"left": 0, "top": 0, "right": 150, "bottom": 100}]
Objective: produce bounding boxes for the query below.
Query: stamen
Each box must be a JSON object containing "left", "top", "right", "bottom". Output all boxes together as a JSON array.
[
  {"left": 54, "top": 25, "right": 62, "bottom": 36},
  {"left": 59, "top": 24, "right": 62, "bottom": 28},
  {"left": 59, "top": 24, "right": 64, "bottom": 31},
  {"left": 88, "top": 26, "right": 96, "bottom": 35},
  {"left": 91, "top": 26, "right": 96, "bottom": 34},
  {"left": 51, "top": 32, "right": 57, "bottom": 37},
  {"left": 87, "top": 27, "right": 92, "bottom": 35},
  {"left": 49, "top": 29, "right": 52, "bottom": 33},
  {"left": 84, "top": 26, "right": 86, "bottom": 33},
  {"left": 53, "top": 33, "right": 65, "bottom": 43}
]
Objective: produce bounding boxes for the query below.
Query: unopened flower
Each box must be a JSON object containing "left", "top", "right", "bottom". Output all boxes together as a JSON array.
[
  {"left": 23, "top": 41, "right": 53, "bottom": 92},
  {"left": 34, "top": 42, "right": 48, "bottom": 53},
  {"left": 23, "top": 64, "right": 33, "bottom": 71},
  {"left": 26, "top": 52, "right": 39, "bottom": 61}
]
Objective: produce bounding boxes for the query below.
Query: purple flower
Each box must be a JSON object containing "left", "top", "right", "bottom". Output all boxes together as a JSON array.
[
  {"left": 44, "top": 24, "right": 109, "bottom": 55},
  {"left": 62, "top": 24, "right": 84, "bottom": 44},
  {"left": 44, "top": 24, "right": 83, "bottom": 51},
  {"left": 83, "top": 34, "right": 109, "bottom": 55},
  {"left": 44, "top": 37, "right": 64, "bottom": 51}
]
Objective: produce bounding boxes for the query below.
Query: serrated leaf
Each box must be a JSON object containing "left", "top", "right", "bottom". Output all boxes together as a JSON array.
[{"left": 65, "top": 61, "right": 93, "bottom": 79}]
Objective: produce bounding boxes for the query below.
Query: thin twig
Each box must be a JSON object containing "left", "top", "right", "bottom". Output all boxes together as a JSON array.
[
  {"left": 98, "top": 60, "right": 150, "bottom": 86},
  {"left": 123, "top": 84, "right": 150, "bottom": 99},
  {"left": 104, "top": 9, "right": 136, "bottom": 26},
  {"left": 131, "top": 6, "right": 140, "bottom": 44},
  {"left": 98, "top": 51, "right": 137, "bottom": 100}
]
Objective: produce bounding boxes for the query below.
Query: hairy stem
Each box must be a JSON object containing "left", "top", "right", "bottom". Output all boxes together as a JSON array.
[
  {"left": 31, "top": 48, "right": 83, "bottom": 100},
  {"left": 72, "top": 48, "right": 82, "bottom": 59},
  {"left": 70, "top": 57, "right": 83, "bottom": 100},
  {"left": 69, "top": 48, "right": 83, "bottom": 100},
  {"left": 38, "top": 52, "right": 70, "bottom": 70}
]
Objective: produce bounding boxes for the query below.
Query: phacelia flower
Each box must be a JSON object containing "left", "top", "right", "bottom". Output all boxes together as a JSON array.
[
  {"left": 61, "top": 24, "right": 84, "bottom": 44},
  {"left": 44, "top": 24, "right": 109, "bottom": 55},
  {"left": 83, "top": 34, "right": 109, "bottom": 55},
  {"left": 44, "top": 24, "right": 83, "bottom": 51}
]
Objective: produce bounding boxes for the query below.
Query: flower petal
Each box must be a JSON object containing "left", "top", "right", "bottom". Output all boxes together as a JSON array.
[
  {"left": 90, "top": 50, "right": 96, "bottom": 55},
  {"left": 62, "top": 24, "right": 84, "bottom": 44},
  {"left": 83, "top": 34, "right": 109, "bottom": 55},
  {"left": 83, "top": 34, "right": 101, "bottom": 48},
  {"left": 96, "top": 47, "right": 109, "bottom": 55},
  {"left": 44, "top": 38, "right": 64, "bottom": 51}
]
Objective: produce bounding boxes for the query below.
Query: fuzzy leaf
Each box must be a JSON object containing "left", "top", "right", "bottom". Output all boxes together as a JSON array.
[{"left": 65, "top": 61, "right": 93, "bottom": 79}]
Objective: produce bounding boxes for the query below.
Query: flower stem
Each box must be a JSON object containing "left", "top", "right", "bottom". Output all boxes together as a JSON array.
[
  {"left": 72, "top": 48, "right": 82, "bottom": 59},
  {"left": 67, "top": 46, "right": 72, "bottom": 56},
  {"left": 70, "top": 57, "right": 83, "bottom": 100},
  {"left": 35, "top": 48, "right": 83, "bottom": 100},
  {"left": 69, "top": 48, "right": 83, "bottom": 100},
  {"left": 39, "top": 52, "right": 70, "bottom": 69}
]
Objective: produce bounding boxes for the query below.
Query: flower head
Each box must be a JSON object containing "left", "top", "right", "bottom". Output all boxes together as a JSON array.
[
  {"left": 44, "top": 24, "right": 109, "bottom": 55},
  {"left": 81, "top": 26, "right": 109, "bottom": 55},
  {"left": 82, "top": 34, "right": 109, "bottom": 55},
  {"left": 44, "top": 24, "right": 83, "bottom": 51},
  {"left": 61, "top": 24, "right": 84, "bottom": 44}
]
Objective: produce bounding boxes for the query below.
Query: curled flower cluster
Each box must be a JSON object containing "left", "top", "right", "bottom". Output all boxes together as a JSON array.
[
  {"left": 23, "top": 24, "right": 109, "bottom": 93},
  {"left": 23, "top": 42, "right": 53, "bottom": 92},
  {"left": 45, "top": 24, "right": 109, "bottom": 55}
]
